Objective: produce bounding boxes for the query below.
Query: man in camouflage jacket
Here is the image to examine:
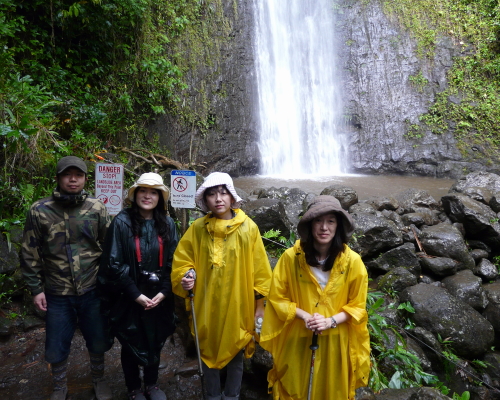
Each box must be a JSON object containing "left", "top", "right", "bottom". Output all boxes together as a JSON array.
[{"left": 21, "top": 156, "right": 112, "bottom": 400}]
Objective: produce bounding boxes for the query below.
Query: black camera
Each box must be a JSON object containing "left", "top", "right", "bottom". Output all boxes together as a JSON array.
[
  {"left": 138, "top": 270, "right": 161, "bottom": 298},
  {"left": 139, "top": 270, "right": 161, "bottom": 285}
]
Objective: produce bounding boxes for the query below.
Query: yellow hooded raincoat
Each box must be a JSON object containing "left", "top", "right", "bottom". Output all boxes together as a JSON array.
[
  {"left": 260, "top": 241, "right": 370, "bottom": 400},
  {"left": 171, "top": 209, "right": 272, "bottom": 369}
]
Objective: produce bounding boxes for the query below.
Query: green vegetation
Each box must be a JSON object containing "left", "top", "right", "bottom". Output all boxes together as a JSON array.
[
  {"left": 494, "top": 255, "right": 500, "bottom": 273},
  {"left": 408, "top": 71, "right": 428, "bottom": 93},
  {"left": 367, "top": 291, "right": 439, "bottom": 391},
  {"left": 0, "top": 273, "right": 18, "bottom": 307},
  {"left": 453, "top": 392, "right": 471, "bottom": 400},
  {"left": 262, "top": 229, "right": 296, "bottom": 258},
  {"left": 382, "top": 0, "right": 500, "bottom": 160},
  {"left": 0, "top": 0, "right": 230, "bottom": 227},
  {"left": 367, "top": 290, "right": 486, "bottom": 397}
]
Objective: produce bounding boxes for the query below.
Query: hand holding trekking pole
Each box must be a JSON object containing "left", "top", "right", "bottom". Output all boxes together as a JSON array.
[
  {"left": 307, "top": 333, "right": 319, "bottom": 400},
  {"left": 181, "top": 269, "right": 196, "bottom": 291}
]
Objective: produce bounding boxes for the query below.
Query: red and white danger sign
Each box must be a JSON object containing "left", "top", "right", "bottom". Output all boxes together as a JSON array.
[{"left": 95, "top": 163, "right": 124, "bottom": 215}]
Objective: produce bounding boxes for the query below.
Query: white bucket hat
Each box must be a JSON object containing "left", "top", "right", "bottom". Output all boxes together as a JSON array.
[
  {"left": 195, "top": 172, "right": 243, "bottom": 212},
  {"left": 128, "top": 173, "right": 170, "bottom": 208}
]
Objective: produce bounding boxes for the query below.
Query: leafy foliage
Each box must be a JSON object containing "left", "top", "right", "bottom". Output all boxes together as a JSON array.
[
  {"left": 367, "top": 291, "right": 439, "bottom": 391},
  {"left": 0, "top": 0, "right": 213, "bottom": 224},
  {"left": 262, "top": 229, "right": 296, "bottom": 257}
]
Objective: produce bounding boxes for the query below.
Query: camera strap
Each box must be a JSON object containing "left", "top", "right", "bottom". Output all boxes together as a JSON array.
[{"left": 135, "top": 235, "right": 164, "bottom": 268}]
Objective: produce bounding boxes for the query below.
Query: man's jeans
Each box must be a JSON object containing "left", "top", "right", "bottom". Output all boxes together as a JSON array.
[{"left": 45, "top": 289, "right": 108, "bottom": 364}]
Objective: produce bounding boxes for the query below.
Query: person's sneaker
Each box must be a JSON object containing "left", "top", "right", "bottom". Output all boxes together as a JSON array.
[
  {"left": 49, "top": 387, "right": 68, "bottom": 400},
  {"left": 145, "top": 385, "right": 167, "bottom": 400},
  {"left": 128, "top": 388, "right": 147, "bottom": 400},
  {"left": 93, "top": 380, "right": 113, "bottom": 400}
]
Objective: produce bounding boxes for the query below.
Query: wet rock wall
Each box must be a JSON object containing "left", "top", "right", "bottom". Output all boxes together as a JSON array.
[
  {"left": 337, "top": 0, "right": 484, "bottom": 178},
  {"left": 151, "top": 0, "right": 497, "bottom": 177},
  {"left": 149, "top": 0, "right": 260, "bottom": 177}
]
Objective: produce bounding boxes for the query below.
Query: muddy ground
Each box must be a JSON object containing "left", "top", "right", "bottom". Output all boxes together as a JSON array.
[{"left": 0, "top": 303, "right": 271, "bottom": 400}]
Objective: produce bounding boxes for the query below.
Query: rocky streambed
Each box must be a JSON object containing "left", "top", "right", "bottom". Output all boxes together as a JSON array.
[
  {"left": 239, "top": 170, "right": 500, "bottom": 400},
  {"left": 1, "top": 171, "right": 500, "bottom": 399}
]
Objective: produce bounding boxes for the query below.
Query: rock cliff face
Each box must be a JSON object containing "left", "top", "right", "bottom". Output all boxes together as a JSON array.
[
  {"left": 149, "top": 0, "right": 260, "bottom": 177},
  {"left": 151, "top": 0, "right": 495, "bottom": 177},
  {"left": 337, "top": 0, "right": 484, "bottom": 178}
]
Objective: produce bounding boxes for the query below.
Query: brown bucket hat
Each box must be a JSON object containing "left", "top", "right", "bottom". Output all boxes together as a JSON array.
[{"left": 297, "top": 195, "right": 355, "bottom": 240}]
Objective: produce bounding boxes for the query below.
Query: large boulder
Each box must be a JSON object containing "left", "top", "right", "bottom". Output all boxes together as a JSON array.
[
  {"left": 0, "top": 317, "right": 14, "bottom": 337},
  {"left": 419, "top": 256, "right": 458, "bottom": 278},
  {"left": 442, "top": 193, "right": 500, "bottom": 249},
  {"left": 374, "top": 387, "right": 451, "bottom": 400},
  {"left": 401, "top": 213, "right": 428, "bottom": 228},
  {"left": 461, "top": 186, "right": 493, "bottom": 205},
  {"left": 0, "top": 233, "right": 20, "bottom": 274},
  {"left": 379, "top": 329, "right": 431, "bottom": 373},
  {"left": 450, "top": 171, "right": 500, "bottom": 194},
  {"left": 410, "top": 326, "right": 444, "bottom": 367},
  {"left": 400, "top": 284, "right": 495, "bottom": 358},
  {"left": 367, "top": 243, "right": 420, "bottom": 275},
  {"left": 394, "top": 188, "right": 439, "bottom": 213},
  {"left": 482, "top": 352, "right": 500, "bottom": 385},
  {"left": 251, "top": 344, "right": 273, "bottom": 372},
  {"left": 482, "top": 282, "right": 500, "bottom": 344},
  {"left": 441, "top": 269, "right": 489, "bottom": 311},
  {"left": 349, "top": 202, "right": 376, "bottom": 214},
  {"left": 349, "top": 212, "right": 403, "bottom": 257},
  {"left": 418, "top": 223, "right": 475, "bottom": 270},
  {"left": 470, "top": 249, "right": 490, "bottom": 263},
  {"left": 473, "top": 258, "right": 499, "bottom": 282},
  {"left": 242, "top": 198, "right": 291, "bottom": 238},
  {"left": 378, "top": 267, "right": 418, "bottom": 293},
  {"left": 490, "top": 191, "right": 500, "bottom": 213},
  {"left": 320, "top": 185, "right": 358, "bottom": 209},
  {"left": 355, "top": 387, "right": 376, "bottom": 400},
  {"left": 365, "top": 196, "right": 399, "bottom": 211},
  {"left": 408, "top": 387, "right": 453, "bottom": 400},
  {"left": 381, "top": 210, "right": 404, "bottom": 229},
  {"left": 253, "top": 186, "right": 308, "bottom": 232}
]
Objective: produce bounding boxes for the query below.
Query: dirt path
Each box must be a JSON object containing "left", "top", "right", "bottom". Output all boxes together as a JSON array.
[{"left": 0, "top": 327, "right": 270, "bottom": 399}]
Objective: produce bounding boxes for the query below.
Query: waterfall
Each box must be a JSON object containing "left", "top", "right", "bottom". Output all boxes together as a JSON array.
[{"left": 253, "top": 1, "right": 348, "bottom": 176}]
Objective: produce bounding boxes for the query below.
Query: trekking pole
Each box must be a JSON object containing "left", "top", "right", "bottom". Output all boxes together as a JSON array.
[
  {"left": 307, "top": 333, "right": 319, "bottom": 400},
  {"left": 189, "top": 289, "right": 206, "bottom": 399}
]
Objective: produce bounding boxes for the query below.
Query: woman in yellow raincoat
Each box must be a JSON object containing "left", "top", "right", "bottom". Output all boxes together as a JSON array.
[
  {"left": 171, "top": 172, "right": 272, "bottom": 400},
  {"left": 260, "top": 195, "right": 370, "bottom": 400}
]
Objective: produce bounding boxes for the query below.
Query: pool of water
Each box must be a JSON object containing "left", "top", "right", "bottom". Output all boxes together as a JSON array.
[{"left": 233, "top": 174, "right": 456, "bottom": 202}]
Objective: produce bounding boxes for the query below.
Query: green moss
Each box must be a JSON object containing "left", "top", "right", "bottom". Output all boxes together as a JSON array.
[{"left": 378, "top": 0, "right": 500, "bottom": 162}]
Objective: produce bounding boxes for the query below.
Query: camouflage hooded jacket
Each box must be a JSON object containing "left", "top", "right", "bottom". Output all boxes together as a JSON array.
[{"left": 21, "top": 189, "right": 110, "bottom": 296}]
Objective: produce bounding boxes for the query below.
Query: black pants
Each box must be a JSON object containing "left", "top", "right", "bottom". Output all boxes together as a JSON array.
[{"left": 121, "top": 345, "right": 160, "bottom": 392}]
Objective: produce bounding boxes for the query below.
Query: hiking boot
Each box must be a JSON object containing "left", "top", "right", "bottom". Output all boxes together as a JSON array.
[
  {"left": 128, "top": 388, "right": 147, "bottom": 400},
  {"left": 145, "top": 385, "right": 166, "bottom": 400},
  {"left": 93, "top": 380, "right": 113, "bottom": 400},
  {"left": 49, "top": 387, "right": 68, "bottom": 400}
]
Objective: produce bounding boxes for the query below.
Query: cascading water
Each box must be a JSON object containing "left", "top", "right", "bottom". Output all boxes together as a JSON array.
[{"left": 253, "top": 1, "right": 348, "bottom": 176}]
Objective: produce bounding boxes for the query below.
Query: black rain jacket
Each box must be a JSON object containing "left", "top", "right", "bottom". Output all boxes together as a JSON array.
[{"left": 98, "top": 209, "right": 178, "bottom": 365}]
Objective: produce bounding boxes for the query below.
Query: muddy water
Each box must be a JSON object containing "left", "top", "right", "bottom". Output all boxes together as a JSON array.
[{"left": 233, "top": 174, "right": 455, "bottom": 201}]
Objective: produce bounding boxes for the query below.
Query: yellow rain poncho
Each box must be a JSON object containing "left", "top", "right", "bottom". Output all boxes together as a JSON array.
[
  {"left": 171, "top": 209, "right": 272, "bottom": 369},
  {"left": 260, "top": 241, "right": 370, "bottom": 400}
]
